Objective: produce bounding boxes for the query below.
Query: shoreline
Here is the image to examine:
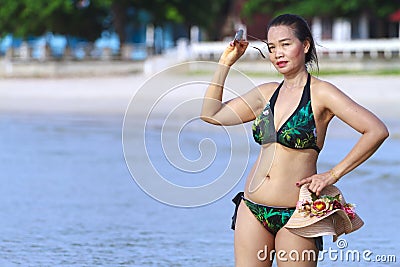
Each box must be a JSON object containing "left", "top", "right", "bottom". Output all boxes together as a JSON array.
[
  {"left": 1, "top": 73, "right": 399, "bottom": 111},
  {"left": 2, "top": 56, "right": 400, "bottom": 79}
]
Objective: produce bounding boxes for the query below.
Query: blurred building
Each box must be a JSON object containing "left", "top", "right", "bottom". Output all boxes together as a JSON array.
[{"left": 219, "top": 0, "right": 400, "bottom": 41}]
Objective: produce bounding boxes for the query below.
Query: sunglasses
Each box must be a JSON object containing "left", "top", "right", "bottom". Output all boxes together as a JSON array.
[{"left": 246, "top": 33, "right": 271, "bottom": 58}]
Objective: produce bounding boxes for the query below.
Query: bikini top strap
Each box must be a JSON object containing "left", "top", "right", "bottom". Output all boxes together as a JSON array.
[
  {"left": 304, "top": 73, "right": 311, "bottom": 101},
  {"left": 271, "top": 73, "right": 311, "bottom": 113},
  {"left": 269, "top": 81, "right": 283, "bottom": 114}
]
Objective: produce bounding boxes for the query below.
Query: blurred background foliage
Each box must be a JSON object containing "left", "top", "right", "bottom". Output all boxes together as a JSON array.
[
  {"left": 0, "top": 0, "right": 108, "bottom": 40},
  {"left": 242, "top": 0, "right": 400, "bottom": 18},
  {"left": 0, "top": 0, "right": 230, "bottom": 41},
  {"left": 0, "top": 0, "right": 399, "bottom": 41}
]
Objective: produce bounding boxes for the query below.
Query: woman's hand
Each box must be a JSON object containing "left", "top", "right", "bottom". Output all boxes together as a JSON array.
[
  {"left": 296, "top": 171, "right": 338, "bottom": 196},
  {"left": 219, "top": 40, "right": 249, "bottom": 66}
]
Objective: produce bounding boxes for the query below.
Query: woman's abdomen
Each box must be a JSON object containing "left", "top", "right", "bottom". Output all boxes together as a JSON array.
[{"left": 244, "top": 145, "right": 317, "bottom": 207}]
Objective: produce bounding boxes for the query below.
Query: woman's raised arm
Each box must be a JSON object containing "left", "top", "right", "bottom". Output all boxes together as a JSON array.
[{"left": 200, "top": 40, "right": 266, "bottom": 126}]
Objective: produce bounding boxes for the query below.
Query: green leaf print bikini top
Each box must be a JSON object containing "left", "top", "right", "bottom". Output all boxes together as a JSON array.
[{"left": 252, "top": 73, "right": 321, "bottom": 153}]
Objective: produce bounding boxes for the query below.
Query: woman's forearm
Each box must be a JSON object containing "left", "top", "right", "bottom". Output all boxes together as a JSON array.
[
  {"left": 331, "top": 124, "right": 389, "bottom": 180},
  {"left": 200, "top": 40, "right": 249, "bottom": 125},
  {"left": 200, "top": 63, "right": 231, "bottom": 124}
]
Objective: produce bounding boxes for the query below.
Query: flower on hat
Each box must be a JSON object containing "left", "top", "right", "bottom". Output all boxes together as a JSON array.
[
  {"left": 311, "top": 198, "right": 333, "bottom": 217},
  {"left": 343, "top": 203, "right": 356, "bottom": 219},
  {"left": 296, "top": 199, "right": 307, "bottom": 209},
  {"left": 332, "top": 199, "right": 343, "bottom": 210},
  {"left": 297, "top": 192, "right": 356, "bottom": 219}
]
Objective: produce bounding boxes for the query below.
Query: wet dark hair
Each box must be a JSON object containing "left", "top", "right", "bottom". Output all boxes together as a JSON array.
[{"left": 267, "top": 14, "right": 319, "bottom": 72}]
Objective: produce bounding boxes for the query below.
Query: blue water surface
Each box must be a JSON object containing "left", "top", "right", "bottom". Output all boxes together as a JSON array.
[{"left": 1, "top": 114, "right": 399, "bottom": 266}]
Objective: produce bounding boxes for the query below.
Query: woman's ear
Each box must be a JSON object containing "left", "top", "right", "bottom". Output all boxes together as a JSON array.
[{"left": 304, "top": 39, "right": 310, "bottom": 54}]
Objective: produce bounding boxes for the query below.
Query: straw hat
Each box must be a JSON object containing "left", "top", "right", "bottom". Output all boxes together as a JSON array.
[{"left": 285, "top": 184, "right": 364, "bottom": 242}]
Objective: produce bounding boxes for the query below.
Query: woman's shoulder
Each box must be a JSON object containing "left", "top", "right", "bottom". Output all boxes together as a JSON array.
[
  {"left": 310, "top": 76, "right": 356, "bottom": 113},
  {"left": 255, "top": 81, "right": 281, "bottom": 99},
  {"left": 310, "top": 76, "right": 342, "bottom": 97}
]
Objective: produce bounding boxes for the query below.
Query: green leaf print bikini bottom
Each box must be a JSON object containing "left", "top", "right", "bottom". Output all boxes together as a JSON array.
[{"left": 231, "top": 192, "right": 323, "bottom": 251}]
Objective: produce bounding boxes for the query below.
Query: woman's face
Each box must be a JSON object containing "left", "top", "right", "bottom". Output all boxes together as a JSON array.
[{"left": 267, "top": 25, "right": 309, "bottom": 75}]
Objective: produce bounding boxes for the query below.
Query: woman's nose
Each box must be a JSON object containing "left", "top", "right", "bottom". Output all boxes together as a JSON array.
[{"left": 275, "top": 47, "right": 283, "bottom": 58}]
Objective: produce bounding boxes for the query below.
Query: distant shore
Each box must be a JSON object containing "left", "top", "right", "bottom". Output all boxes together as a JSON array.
[
  {"left": 0, "top": 59, "right": 144, "bottom": 78},
  {"left": 1, "top": 55, "right": 400, "bottom": 78}
]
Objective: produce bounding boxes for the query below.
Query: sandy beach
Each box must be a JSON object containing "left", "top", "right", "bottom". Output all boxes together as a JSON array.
[{"left": 1, "top": 71, "right": 400, "bottom": 122}]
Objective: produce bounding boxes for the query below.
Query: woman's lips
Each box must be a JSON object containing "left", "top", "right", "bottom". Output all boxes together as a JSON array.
[{"left": 276, "top": 61, "right": 288, "bottom": 68}]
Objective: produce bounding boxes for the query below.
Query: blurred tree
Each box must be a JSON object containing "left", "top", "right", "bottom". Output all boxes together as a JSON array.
[
  {"left": 106, "top": 0, "right": 230, "bottom": 42},
  {"left": 242, "top": 0, "right": 400, "bottom": 38},
  {"left": 156, "top": 0, "right": 231, "bottom": 40},
  {"left": 0, "top": 0, "right": 109, "bottom": 40},
  {"left": 0, "top": 0, "right": 230, "bottom": 41},
  {"left": 242, "top": 0, "right": 400, "bottom": 19}
]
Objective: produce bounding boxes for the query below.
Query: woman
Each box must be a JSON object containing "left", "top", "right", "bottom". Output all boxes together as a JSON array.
[{"left": 200, "top": 14, "right": 388, "bottom": 266}]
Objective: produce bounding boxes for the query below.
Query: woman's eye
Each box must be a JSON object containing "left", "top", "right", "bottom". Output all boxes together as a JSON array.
[
  {"left": 282, "top": 43, "right": 290, "bottom": 46},
  {"left": 268, "top": 46, "right": 275, "bottom": 52}
]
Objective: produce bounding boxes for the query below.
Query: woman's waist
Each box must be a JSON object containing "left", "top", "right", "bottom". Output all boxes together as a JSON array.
[
  {"left": 244, "top": 175, "right": 307, "bottom": 207},
  {"left": 247, "top": 165, "right": 317, "bottom": 189}
]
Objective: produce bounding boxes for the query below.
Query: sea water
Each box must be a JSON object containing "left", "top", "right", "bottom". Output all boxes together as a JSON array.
[{"left": 1, "top": 113, "right": 399, "bottom": 267}]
